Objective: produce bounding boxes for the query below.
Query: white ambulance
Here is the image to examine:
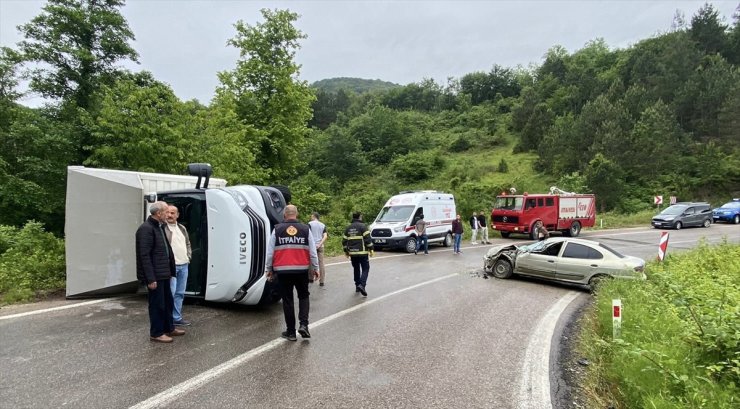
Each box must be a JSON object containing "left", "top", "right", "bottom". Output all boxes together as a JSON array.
[{"left": 369, "top": 191, "right": 456, "bottom": 253}]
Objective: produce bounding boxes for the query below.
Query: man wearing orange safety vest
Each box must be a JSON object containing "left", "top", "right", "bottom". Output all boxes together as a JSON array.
[{"left": 266, "top": 205, "right": 319, "bottom": 341}]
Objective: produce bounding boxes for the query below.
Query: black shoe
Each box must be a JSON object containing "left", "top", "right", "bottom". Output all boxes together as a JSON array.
[
  {"left": 281, "top": 331, "right": 297, "bottom": 341},
  {"left": 298, "top": 325, "right": 311, "bottom": 338},
  {"left": 355, "top": 286, "right": 361, "bottom": 293},
  {"left": 319, "top": 282, "right": 324, "bottom": 287},
  {"left": 358, "top": 285, "right": 367, "bottom": 297},
  {"left": 414, "top": 249, "right": 417, "bottom": 254}
]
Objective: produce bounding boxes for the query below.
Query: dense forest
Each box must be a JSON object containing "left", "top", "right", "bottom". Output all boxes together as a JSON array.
[{"left": 1, "top": 0, "right": 738, "bottom": 240}]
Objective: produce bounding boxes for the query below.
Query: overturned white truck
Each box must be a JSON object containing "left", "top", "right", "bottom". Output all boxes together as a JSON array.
[{"left": 65, "top": 164, "right": 287, "bottom": 305}]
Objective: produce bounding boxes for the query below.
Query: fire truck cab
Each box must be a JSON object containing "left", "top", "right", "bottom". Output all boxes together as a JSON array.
[{"left": 490, "top": 187, "right": 596, "bottom": 240}]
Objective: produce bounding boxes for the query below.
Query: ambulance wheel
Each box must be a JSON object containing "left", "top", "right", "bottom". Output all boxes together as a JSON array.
[
  {"left": 492, "top": 259, "right": 513, "bottom": 279},
  {"left": 442, "top": 233, "right": 452, "bottom": 247},
  {"left": 405, "top": 237, "right": 417, "bottom": 253},
  {"left": 566, "top": 221, "right": 581, "bottom": 237},
  {"left": 500, "top": 231, "right": 510, "bottom": 238}
]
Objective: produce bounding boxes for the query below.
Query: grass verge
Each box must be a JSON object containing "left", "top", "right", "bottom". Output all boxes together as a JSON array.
[{"left": 577, "top": 241, "right": 739, "bottom": 408}]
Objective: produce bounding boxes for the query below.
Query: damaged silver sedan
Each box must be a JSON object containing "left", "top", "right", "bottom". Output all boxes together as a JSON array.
[{"left": 483, "top": 237, "right": 646, "bottom": 290}]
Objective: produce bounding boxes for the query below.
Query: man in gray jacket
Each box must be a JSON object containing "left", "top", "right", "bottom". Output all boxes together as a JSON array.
[{"left": 165, "top": 205, "right": 192, "bottom": 327}]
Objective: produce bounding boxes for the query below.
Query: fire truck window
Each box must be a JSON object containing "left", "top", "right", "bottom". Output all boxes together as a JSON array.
[
  {"left": 525, "top": 198, "right": 536, "bottom": 209},
  {"left": 546, "top": 198, "right": 554, "bottom": 206},
  {"left": 537, "top": 198, "right": 544, "bottom": 207}
]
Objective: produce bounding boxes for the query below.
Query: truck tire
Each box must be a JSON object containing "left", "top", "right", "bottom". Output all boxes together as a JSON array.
[
  {"left": 442, "top": 233, "right": 452, "bottom": 247},
  {"left": 405, "top": 237, "right": 417, "bottom": 253},
  {"left": 500, "top": 231, "right": 511, "bottom": 238},
  {"left": 566, "top": 221, "right": 581, "bottom": 237},
  {"left": 492, "top": 259, "right": 513, "bottom": 279}
]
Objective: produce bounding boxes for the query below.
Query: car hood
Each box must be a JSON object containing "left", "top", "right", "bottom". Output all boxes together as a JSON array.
[{"left": 484, "top": 243, "right": 519, "bottom": 259}]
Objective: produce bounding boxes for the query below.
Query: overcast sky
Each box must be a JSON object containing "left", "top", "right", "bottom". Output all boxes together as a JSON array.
[{"left": 1, "top": 0, "right": 738, "bottom": 106}]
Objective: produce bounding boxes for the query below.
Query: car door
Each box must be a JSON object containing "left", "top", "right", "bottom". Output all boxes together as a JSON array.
[
  {"left": 515, "top": 241, "right": 563, "bottom": 280},
  {"left": 683, "top": 206, "right": 697, "bottom": 227},
  {"left": 556, "top": 242, "right": 604, "bottom": 284}
]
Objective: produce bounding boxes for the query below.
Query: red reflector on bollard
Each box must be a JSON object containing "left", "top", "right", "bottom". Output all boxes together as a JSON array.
[{"left": 613, "top": 306, "right": 621, "bottom": 318}]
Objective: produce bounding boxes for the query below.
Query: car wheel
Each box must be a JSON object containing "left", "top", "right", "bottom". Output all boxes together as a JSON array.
[
  {"left": 442, "top": 233, "right": 452, "bottom": 247},
  {"left": 703, "top": 219, "right": 711, "bottom": 228},
  {"left": 734, "top": 215, "right": 740, "bottom": 224},
  {"left": 500, "top": 231, "right": 510, "bottom": 238},
  {"left": 566, "top": 221, "right": 581, "bottom": 237},
  {"left": 588, "top": 275, "right": 610, "bottom": 293},
  {"left": 492, "top": 259, "right": 513, "bottom": 279},
  {"left": 674, "top": 221, "right": 682, "bottom": 230},
  {"left": 405, "top": 237, "right": 417, "bottom": 253}
]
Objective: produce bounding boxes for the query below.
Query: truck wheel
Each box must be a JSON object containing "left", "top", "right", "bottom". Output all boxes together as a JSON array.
[
  {"left": 703, "top": 219, "right": 711, "bottom": 228},
  {"left": 566, "top": 221, "right": 581, "bottom": 237},
  {"left": 674, "top": 221, "right": 682, "bottom": 230},
  {"left": 405, "top": 237, "right": 417, "bottom": 253},
  {"left": 500, "top": 231, "right": 510, "bottom": 238},
  {"left": 492, "top": 259, "right": 513, "bottom": 279},
  {"left": 530, "top": 224, "right": 541, "bottom": 240},
  {"left": 442, "top": 233, "right": 452, "bottom": 247}
]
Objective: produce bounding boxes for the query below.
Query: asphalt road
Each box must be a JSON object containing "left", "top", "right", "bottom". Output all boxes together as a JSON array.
[{"left": 0, "top": 224, "right": 737, "bottom": 408}]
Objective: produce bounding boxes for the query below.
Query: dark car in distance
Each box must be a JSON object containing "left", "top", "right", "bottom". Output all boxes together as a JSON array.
[{"left": 652, "top": 202, "right": 712, "bottom": 230}]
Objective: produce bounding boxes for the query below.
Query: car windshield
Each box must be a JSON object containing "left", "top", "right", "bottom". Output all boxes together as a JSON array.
[
  {"left": 660, "top": 205, "right": 687, "bottom": 216},
  {"left": 720, "top": 201, "right": 740, "bottom": 209},
  {"left": 494, "top": 196, "right": 524, "bottom": 211},
  {"left": 375, "top": 205, "right": 414, "bottom": 222},
  {"left": 598, "top": 242, "right": 625, "bottom": 258},
  {"left": 519, "top": 240, "right": 547, "bottom": 253}
]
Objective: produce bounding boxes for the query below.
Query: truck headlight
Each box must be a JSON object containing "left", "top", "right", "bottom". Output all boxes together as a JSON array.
[{"left": 393, "top": 226, "right": 405, "bottom": 233}]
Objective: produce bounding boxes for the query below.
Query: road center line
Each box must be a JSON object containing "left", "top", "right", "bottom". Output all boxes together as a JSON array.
[
  {"left": 517, "top": 291, "right": 581, "bottom": 409},
  {"left": 129, "top": 273, "right": 458, "bottom": 409}
]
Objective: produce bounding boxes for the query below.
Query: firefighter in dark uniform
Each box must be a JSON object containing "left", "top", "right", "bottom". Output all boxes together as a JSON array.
[
  {"left": 342, "top": 211, "right": 374, "bottom": 297},
  {"left": 265, "top": 205, "right": 319, "bottom": 341}
]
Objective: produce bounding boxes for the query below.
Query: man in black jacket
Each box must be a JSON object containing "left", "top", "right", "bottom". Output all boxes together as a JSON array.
[
  {"left": 136, "top": 201, "right": 184, "bottom": 343},
  {"left": 342, "top": 211, "right": 374, "bottom": 297}
]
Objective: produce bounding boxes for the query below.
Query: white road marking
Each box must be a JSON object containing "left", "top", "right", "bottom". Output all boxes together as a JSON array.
[
  {"left": 517, "top": 291, "right": 581, "bottom": 409},
  {"left": 129, "top": 273, "right": 459, "bottom": 409},
  {"left": 0, "top": 297, "right": 126, "bottom": 321}
]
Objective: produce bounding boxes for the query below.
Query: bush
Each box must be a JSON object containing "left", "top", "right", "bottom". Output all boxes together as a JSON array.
[
  {"left": 0, "top": 221, "right": 66, "bottom": 305},
  {"left": 578, "top": 242, "right": 740, "bottom": 408}
]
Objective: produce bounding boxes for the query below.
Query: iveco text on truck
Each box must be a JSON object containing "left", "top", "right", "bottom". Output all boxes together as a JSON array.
[
  {"left": 65, "top": 164, "right": 288, "bottom": 305},
  {"left": 491, "top": 187, "right": 595, "bottom": 240}
]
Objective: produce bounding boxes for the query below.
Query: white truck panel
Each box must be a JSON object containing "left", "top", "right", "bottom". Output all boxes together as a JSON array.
[{"left": 558, "top": 196, "right": 595, "bottom": 219}]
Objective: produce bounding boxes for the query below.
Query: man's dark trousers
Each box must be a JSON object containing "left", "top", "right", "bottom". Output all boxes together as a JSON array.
[
  {"left": 277, "top": 273, "right": 310, "bottom": 333},
  {"left": 148, "top": 278, "right": 175, "bottom": 337},
  {"left": 351, "top": 255, "right": 370, "bottom": 288}
]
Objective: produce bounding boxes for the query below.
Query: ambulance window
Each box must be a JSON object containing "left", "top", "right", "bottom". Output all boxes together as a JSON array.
[
  {"left": 537, "top": 198, "right": 544, "bottom": 207},
  {"left": 546, "top": 198, "right": 554, "bottom": 206}
]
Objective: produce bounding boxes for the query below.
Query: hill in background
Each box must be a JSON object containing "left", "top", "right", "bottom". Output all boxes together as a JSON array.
[{"left": 311, "top": 77, "right": 401, "bottom": 93}]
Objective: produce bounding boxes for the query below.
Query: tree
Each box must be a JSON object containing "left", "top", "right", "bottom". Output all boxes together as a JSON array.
[
  {"left": 216, "top": 9, "right": 315, "bottom": 183},
  {"left": 689, "top": 3, "right": 728, "bottom": 56},
  {"left": 584, "top": 153, "right": 625, "bottom": 212},
  {"left": 17, "top": 0, "right": 139, "bottom": 112}
]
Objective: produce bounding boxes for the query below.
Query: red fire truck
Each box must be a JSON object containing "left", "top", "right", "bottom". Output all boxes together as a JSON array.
[{"left": 490, "top": 187, "right": 596, "bottom": 239}]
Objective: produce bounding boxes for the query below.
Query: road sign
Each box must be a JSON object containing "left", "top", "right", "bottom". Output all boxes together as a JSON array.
[
  {"left": 654, "top": 196, "right": 663, "bottom": 205},
  {"left": 658, "top": 231, "right": 669, "bottom": 261},
  {"left": 670, "top": 196, "right": 677, "bottom": 205},
  {"left": 612, "top": 299, "right": 622, "bottom": 339}
]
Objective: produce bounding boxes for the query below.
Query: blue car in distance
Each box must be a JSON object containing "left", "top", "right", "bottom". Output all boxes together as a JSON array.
[{"left": 712, "top": 199, "right": 740, "bottom": 224}]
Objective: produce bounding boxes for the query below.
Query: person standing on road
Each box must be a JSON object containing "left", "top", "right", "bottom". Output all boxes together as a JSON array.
[
  {"left": 452, "top": 214, "right": 464, "bottom": 254},
  {"left": 135, "top": 201, "right": 184, "bottom": 343},
  {"left": 265, "top": 205, "right": 319, "bottom": 341},
  {"left": 470, "top": 211, "right": 481, "bottom": 244},
  {"left": 477, "top": 210, "right": 490, "bottom": 244},
  {"left": 414, "top": 214, "right": 429, "bottom": 255},
  {"left": 534, "top": 220, "right": 550, "bottom": 241},
  {"left": 342, "top": 211, "right": 374, "bottom": 297},
  {"left": 165, "top": 205, "right": 192, "bottom": 327},
  {"left": 309, "top": 212, "right": 328, "bottom": 286}
]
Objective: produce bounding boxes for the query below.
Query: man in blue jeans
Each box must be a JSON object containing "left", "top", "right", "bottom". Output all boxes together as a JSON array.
[
  {"left": 414, "top": 214, "right": 429, "bottom": 255},
  {"left": 342, "top": 212, "right": 374, "bottom": 297},
  {"left": 165, "top": 205, "right": 192, "bottom": 326}
]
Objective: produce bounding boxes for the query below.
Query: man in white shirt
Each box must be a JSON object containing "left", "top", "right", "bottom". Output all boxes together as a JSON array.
[
  {"left": 165, "top": 205, "right": 192, "bottom": 326},
  {"left": 308, "top": 212, "right": 328, "bottom": 286}
]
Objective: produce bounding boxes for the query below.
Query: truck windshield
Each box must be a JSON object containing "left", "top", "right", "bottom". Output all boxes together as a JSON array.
[
  {"left": 494, "top": 196, "right": 524, "bottom": 211},
  {"left": 376, "top": 205, "right": 414, "bottom": 222}
]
